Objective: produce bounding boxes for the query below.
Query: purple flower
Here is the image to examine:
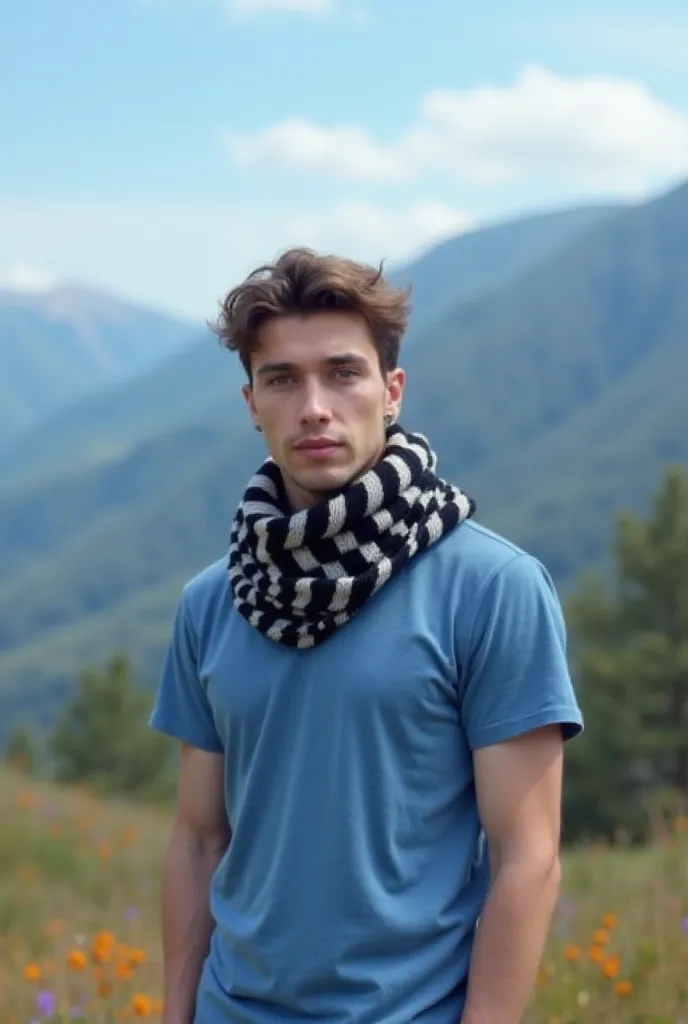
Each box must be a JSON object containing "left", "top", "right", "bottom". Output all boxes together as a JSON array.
[
  {"left": 37, "top": 990, "right": 55, "bottom": 1016},
  {"left": 125, "top": 905, "right": 140, "bottom": 921},
  {"left": 682, "top": 915, "right": 688, "bottom": 933}
]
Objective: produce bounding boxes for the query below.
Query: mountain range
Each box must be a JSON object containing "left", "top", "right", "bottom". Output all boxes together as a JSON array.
[
  {"left": 0, "top": 285, "right": 197, "bottom": 447},
  {"left": 1, "top": 184, "right": 686, "bottom": 742}
]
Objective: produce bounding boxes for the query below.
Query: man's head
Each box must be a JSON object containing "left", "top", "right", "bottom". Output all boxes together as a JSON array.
[{"left": 212, "top": 248, "right": 410, "bottom": 510}]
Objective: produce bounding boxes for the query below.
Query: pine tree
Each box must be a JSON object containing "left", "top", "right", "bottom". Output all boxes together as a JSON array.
[
  {"left": 49, "top": 653, "right": 175, "bottom": 801},
  {"left": 564, "top": 466, "right": 688, "bottom": 842}
]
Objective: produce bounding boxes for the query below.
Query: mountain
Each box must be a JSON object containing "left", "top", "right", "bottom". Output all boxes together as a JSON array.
[
  {"left": 0, "top": 202, "right": 615, "bottom": 493},
  {"left": 0, "top": 285, "right": 197, "bottom": 445},
  {"left": 0, "top": 182, "right": 685, "bottom": 740}
]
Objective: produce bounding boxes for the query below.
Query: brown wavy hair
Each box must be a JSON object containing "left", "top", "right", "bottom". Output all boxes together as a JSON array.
[{"left": 210, "top": 247, "right": 411, "bottom": 379}]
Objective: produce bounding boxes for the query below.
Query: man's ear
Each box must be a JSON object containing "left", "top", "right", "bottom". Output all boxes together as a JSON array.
[{"left": 242, "top": 383, "right": 260, "bottom": 430}]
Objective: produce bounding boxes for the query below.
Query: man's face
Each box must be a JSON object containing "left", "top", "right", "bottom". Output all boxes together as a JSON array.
[{"left": 242, "top": 311, "right": 405, "bottom": 510}]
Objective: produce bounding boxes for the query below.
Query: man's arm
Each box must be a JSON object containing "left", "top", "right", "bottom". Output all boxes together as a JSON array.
[
  {"left": 461, "top": 724, "right": 564, "bottom": 1024},
  {"left": 161, "top": 742, "right": 231, "bottom": 1024}
]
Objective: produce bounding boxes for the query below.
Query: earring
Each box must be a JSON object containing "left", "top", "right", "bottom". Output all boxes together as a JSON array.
[
  {"left": 255, "top": 424, "right": 263, "bottom": 433},
  {"left": 384, "top": 413, "right": 394, "bottom": 426}
]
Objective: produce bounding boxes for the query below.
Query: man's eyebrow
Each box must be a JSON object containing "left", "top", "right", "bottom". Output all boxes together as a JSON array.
[
  {"left": 255, "top": 353, "right": 368, "bottom": 377},
  {"left": 324, "top": 353, "right": 367, "bottom": 366},
  {"left": 255, "top": 361, "right": 295, "bottom": 378}
]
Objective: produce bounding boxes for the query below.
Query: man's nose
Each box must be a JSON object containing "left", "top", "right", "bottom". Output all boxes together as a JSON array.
[{"left": 299, "top": 381, "right": 331, "bottom": 423}]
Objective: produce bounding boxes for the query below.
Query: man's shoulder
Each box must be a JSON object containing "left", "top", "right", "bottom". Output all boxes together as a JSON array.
[
  {"left": 430, "top": 519, "right": 536, "bottom": 585},
  {"left": 178, "top": 556, "right": 232, "bottom": 622}
]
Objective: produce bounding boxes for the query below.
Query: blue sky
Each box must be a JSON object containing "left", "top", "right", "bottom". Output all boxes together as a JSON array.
[{"left": 2, "top": 0, "right": 688, "bottom": 319}]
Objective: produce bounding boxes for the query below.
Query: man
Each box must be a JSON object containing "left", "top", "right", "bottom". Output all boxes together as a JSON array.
[{"left": 150, "top": 247, "right": 583, "bottom": 1024}]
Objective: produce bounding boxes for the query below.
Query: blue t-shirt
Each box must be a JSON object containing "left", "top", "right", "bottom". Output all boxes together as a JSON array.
[{"left": 150, "top": 520, "right": 583, "bottom": 1023}]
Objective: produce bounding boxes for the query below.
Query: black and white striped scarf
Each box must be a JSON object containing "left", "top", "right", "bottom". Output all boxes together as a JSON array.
[{"left": 228, "top": 424, "right": 475, "bottom": 648}]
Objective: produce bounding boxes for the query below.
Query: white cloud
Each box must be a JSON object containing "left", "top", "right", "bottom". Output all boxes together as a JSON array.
[
  {"left": 0, "top": 261, "right": 59, "bottom": 292},
  {"left": 224, "top": 119, "right": 406, "bottom": 182},
  {"left": 0, "top": 199, "right": 471, "bottom": 319},
  {"left": 223, "top": 65, "right": 688, "bottom": 195}
]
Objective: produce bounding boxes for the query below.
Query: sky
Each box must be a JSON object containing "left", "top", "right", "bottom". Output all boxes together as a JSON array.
[{"left": 2, "top": 0, "right": 688, "bottom": 320}]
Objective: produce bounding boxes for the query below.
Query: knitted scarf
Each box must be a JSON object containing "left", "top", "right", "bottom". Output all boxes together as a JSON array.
[{"left": 228, "top": 424, "right": 475, "bottom": 648}]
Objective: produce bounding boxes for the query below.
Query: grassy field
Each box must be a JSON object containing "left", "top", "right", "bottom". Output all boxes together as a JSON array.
[{"left": 2, "top": 767, "right": 687, "bottom": 1023}]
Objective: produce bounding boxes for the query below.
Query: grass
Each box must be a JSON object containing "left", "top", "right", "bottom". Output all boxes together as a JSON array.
[{"left": 1, "top": 767, "right": 687, "bottom": 1023}]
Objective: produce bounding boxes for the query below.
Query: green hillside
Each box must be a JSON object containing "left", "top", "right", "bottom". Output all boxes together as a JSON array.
[
  {"left": 0, "top": 286, "right": 196, "bottom": 448},
  {"left": 0, "top": 184, "right": 685, "bottom": 739},
  {"left": 0, "top": 203, "right": 613, "bottom": 493}
]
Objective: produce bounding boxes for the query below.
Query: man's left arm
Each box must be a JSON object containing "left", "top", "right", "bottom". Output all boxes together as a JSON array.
[
  {"left": 457, "top": 553, "right": 584, "bottom": 1024},
  {"left": 461, "top": 725, "right": 565, "bottom": 1024}
]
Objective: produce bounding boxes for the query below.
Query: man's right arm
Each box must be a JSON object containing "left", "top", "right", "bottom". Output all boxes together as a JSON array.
[{"left": 161, "top": 741, "right": 231, "bottom": 1024}]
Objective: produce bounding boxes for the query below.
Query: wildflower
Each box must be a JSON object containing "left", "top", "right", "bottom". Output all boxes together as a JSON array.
[
  {"left": 125, "top": 906, "right": 140, "bottom": 922},
  {"left": 602, "top": 912, "right": 617, "bottom": 929},
  {"left": 131, "top": 994, "right": 152, "bottom": 1016},
  {"left": 97, "top": 979, "right": 113, "bottom": 998},
  {"left": 592, "top": 928, "right": 610, "bottom": 945},
  {"left": 682, "top": 916, "right": 688, "bottom": 934},
  {"left": 67, "top": 949, "right": 88, "bottom": 971},
  {"left": 37, "top": 990, "right": 55, "bottom": 1016},
  {"left": 127, "top": 947, "right": 147, "bottom": 967},
  {"left": 602, "top": 954, "right": 621, "bottom": 978},
  {"left": 588, "top": 945, "right": 605, "bottom": 964},
  {"left": 23, "top": 962, "right": 42, "bottom": 982},
  {"left": 121, "top": 826, "right": 137, "bottom": 846},
  {"left": 614, "top": 980, "right": 632, "bottom": 996},
  {"left": 91, "top": 930, "right": 115, "bottom": 964},
  {"left": 563, "top": 944, "right": 581, "bottom": 961},
  {"left": 115, "top": 961, "right": 134, "bottom": 981}
]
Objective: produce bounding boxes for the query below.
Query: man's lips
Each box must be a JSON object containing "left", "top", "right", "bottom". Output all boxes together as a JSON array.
[{"left": 293, "top": 437, "right": 342, "bottom": 450}]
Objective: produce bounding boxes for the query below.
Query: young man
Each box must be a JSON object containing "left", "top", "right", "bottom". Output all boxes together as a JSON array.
[{"left": 150, "top": 248, "right": 584, "bottom": 1024}]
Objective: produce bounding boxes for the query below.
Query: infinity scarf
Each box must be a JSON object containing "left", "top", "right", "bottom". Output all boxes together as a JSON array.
[{"left": 228, "top": 424, "right": 475, "bottom": 648}]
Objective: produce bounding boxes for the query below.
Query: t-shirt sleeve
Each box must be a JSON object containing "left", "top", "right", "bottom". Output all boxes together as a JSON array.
[
  {"left": 149, "top": 590, "right": 224, "bottom": 754},
  {"left": 458, "top": 552, "right": 584, "bottom": 751}
]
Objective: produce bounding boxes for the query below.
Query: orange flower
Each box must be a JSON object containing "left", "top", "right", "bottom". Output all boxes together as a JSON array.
[
  {"left": 96, "top": 839, "right": 112, "bottom": 861},
  {"left": 23, "top": 962, "right": 41, "bottom": 982},
  {"left": 98, "top": 979, "right": 114, "bottom": 998},
  {"left": 563, "top": 944, "right": 581, "bottom": 961},
  {"left": 602, "top": 912, "right": 618, "bottom": 929},
  {"left": 91, "top": 930, "right": 115, "bottom": 964},
  {"left": 131, "top": 993, "right": 152, "bottom": 1016},
  {"left": 121, "top": 826, "right": 137, "bottom": 847},
  {"left": 115, "top": 961, "right": 134, "bottom": 981},
  {"left": 602, "top": 954, "right": 621, "bottom": 978},
  {"left": 592, "top": 928, "right": 610, "bottom": 945},
  {"left": 615, "top": 980, "right": 632, "bottom": 997},
  {"left": 67, "top": 949, "right": 88, "bottom": 971},
  {"left": 127, "top": 947, "right": 147, "bottom": 967},
  {"left": 588, "top": 945, "right": 605, "bottom": 964}
]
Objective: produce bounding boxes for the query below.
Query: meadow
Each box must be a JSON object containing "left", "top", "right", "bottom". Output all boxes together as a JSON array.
[{"left": 2, "top": 767, "right": 687, "bottom": 1023}]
